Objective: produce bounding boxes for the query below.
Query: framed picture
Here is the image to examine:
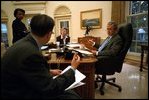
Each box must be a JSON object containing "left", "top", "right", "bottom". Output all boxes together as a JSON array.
[{"left": 80, "top": 9, "right": 102, "bottom": 29}]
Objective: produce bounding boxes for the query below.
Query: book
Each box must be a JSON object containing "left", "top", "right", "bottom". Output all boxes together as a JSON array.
[{"left": 53, "top": 66, "right": 86, "bottom": 91}]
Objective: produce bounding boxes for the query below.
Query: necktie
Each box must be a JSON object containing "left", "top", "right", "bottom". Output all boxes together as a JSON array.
[{"left": 98, "top": 37, "right": 111, "bottom": 52}]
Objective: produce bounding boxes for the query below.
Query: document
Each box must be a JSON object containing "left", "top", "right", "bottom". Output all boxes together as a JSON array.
[
  {"left": 73, "top": 48, "right": 93, "bottom": 55},
  {"left": 41, "top": 46, "right": 48, "bottom": 50},
  {"left": 66, "top": 43, "right": 81, "bottom": 48},
  {"left": 53, "top": 66, "right": 86, "bottom": 91},
  {"left": 49, "top": 48, "right": 60, "bottom": 53}
]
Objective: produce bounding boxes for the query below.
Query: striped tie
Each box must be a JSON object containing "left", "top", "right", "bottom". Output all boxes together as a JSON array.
[{"left": 98, "top": 37, "right": 111, "bottom": 52}]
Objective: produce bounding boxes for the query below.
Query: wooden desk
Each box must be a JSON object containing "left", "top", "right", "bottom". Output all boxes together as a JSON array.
[
  {"left": 140, "top": 44, "right": 148, "bottom": 71},
  {"left": 78, "top": 36, "right": 100, "bottom": 50},
  {"left": 47, "top": 53, "right": 97, "bottom": 99}
]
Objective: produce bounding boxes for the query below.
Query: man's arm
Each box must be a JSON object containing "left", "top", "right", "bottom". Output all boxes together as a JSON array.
[{"left": 22, "top": 54, "right": 75, "bottom": 97}]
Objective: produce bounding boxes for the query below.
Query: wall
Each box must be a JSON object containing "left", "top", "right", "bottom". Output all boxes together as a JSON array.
[
  {"left": 46, "top": 1, "right": 112, "bottom": 42},
  {"left": 1, "top": 1, "right": 112, "bottom": 46},
  {"left": 2, "top": 1, "right": 142, "bottom": 62},
  {"left": 1, "top": 1, "right": 15, "bottom": 46}
]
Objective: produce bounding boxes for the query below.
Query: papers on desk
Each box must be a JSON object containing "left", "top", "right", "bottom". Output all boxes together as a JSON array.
[
  {"left": 49, "top": 48, "right": 60, "bottom": 52},
  {"left": 53, "top": 66, "right": 86, "bottom": 91},
  {"left": 41, "top": 46, "right": 48, "bottom": 50},
  {"left": 66, "top": 43, "right": 81, "bottom": 48},
  {"left": 73, "top": 49, "right": 93, "bottom": 55}
]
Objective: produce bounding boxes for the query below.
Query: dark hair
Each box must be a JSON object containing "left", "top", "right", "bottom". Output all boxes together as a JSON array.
[
  {"left": 14, "top": 8, "right": 25, "bottom": 17},
  {"left": 30, "top": 14, "right": 55, "bottom": 37},
  {"left": 62, "top": 27, "right": 68, "bottom": 30},
  {"left": 108, "top": 21, "right": 118, "bottom": 30}
]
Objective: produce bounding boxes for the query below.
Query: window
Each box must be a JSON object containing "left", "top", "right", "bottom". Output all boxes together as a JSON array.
[
  {"left": 1, "top": 23, "right": 9, "bottom": 48},
  {"left": 60, "top": 20, "right": 69, "bottom": 29},
  {"left": 127, "top": 1, "right": 148, "bottom": 53}
]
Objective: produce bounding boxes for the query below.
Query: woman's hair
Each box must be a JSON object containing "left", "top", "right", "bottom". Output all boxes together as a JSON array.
[
  {"left": 30, "top": 14, "right": 55, "bottom": 37},
  {"left": 14, "top": 8, "right": 25, "bottom": 17}
]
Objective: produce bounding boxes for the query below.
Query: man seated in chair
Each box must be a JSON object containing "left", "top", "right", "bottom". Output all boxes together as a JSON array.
[
  {"left": 87, "top": 21, "right": 123, "bottom": 95},
  {"left": 88, "top": 21, "right": 123, "bottom": 74},
  {"left": 87, "top": 21, "right": 132, "bottom": 95},
  {"left": 89, "top": 21, "right": 123, "bottom": 57}
]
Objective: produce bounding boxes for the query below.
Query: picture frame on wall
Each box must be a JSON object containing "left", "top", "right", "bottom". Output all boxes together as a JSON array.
[{"left": 80, "top": 9, "right": 102, "bottom": 29}]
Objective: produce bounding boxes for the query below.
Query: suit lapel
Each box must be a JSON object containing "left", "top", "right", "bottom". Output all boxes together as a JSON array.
[{"left": 102, "top": 35, "right": 116, "bottom": 50}]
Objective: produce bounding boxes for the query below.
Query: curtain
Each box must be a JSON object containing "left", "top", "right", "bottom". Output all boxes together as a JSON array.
[{"left": 111, "top": 1, "right": 126, "bottom": 25}]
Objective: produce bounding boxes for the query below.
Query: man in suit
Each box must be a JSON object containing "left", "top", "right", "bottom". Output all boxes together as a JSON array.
[
  {"left": 88, "top": 21, "right": 123, "bottom": 72},
  {"left": 56, "top": 27, "right": 70, "bottom": 47},
  {"left": 89, "top": 21, "right": 123, "bottom": 57},
  {"left": 1, "top": 14, "right": 81, "bottom": 99}
]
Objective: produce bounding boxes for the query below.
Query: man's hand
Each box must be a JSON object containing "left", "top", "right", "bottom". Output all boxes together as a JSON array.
[
  {"left": 50, "top": 69, "right": 62, "bottom": 76},
  {"left": 88, "top": 39, "right": 94, "bottom": 45},
  {"left": 71, "top": 53, "right": 80, "bottom": 69}
]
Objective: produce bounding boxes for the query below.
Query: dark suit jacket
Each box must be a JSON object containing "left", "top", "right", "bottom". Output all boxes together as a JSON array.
[
  {"left": 12, "top": 18, "right": 28, "bottom": 43},
  {"left": 1, "top": 34, "right": 75, "bottom": 99},
  {"left": 56, "top": 35, "right": 70, "bottom": 46},
  {"left": 94, "top": 34, "right": 123, "bottom": 57}
]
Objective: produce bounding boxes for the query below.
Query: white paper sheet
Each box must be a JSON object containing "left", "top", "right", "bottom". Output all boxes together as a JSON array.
[
  {"left": 66, "top": 43, "right": 81, "bottom": 48},
  {"left": 65, "top": 69, "right": 86, "bottom": 91},
  {"left": 41, "top": 46, "right": 48, "bottom": 50},
  {"left": 49, "top": 48, "right": 60, "bottom": 52},
  {"left": 65, "top": 82, "right": 85, "bottom": 91},
  {"left": 73, "top": 49, "right": 93, "bottom": 55},
  {"left": 53, "top": 66, "right": 86, "bottom": 90}
]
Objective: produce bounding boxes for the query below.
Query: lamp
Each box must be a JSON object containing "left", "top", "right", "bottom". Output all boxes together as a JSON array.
[{"left": 138, "top": 28, "right": 145, "bottom": 41}]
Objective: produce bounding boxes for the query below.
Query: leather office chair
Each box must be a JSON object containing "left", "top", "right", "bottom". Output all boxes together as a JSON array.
[{"left": 95, "top": 23, "right": 133, "bottom": 95}]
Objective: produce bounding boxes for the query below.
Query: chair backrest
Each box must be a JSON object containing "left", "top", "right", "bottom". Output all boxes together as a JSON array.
[{"left": 116, "top": 23, "right": 133, "bottom": 72}]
